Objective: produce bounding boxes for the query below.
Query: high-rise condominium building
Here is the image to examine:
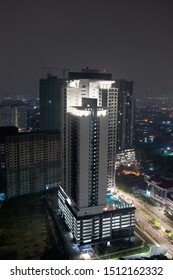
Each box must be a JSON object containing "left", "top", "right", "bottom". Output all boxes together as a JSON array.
[
  {"left": 39, "top": 74, "right": 66, "bottom": 131},
  {"left": 58, "top": 68, "right": 135, "bottom": 245},
  {"left": 0, "top": 127, "right": 61, "bottom": 199},
  {"left": 61, "top": 68, "right": 118, "bottom": 191},
  {"left": 115, "top": 79, "right": 134, "bottom": 153}
]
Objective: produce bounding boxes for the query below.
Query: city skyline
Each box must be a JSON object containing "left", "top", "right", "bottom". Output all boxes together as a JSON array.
[
  {"left": 1, "top": 63, "right": 173, "bottom": 258},
  {"left": 0, "top": 0, "right": 173, "bottom": 97}
]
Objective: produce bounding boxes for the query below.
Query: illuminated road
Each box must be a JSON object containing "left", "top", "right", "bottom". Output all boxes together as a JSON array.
[{"left": 117, "top": 190, "right": 173, "bottom": 258}]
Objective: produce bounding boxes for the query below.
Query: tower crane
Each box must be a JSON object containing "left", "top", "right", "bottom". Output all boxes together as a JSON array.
[
  {"left": 35, "top": 50, "right": 69, "bottom": 78},
  {"left": 35, "top": 49, "right": 49, "bottom": 75}
]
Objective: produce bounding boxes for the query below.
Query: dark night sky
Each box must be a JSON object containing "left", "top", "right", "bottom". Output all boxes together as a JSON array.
[{"left": 0, "top": 0, "right": 173, "bottom": 97}]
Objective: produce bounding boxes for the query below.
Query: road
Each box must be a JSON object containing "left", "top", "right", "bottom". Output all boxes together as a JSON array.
[{"left": 117, "top": 190, "right": 173, "bottom": 258}]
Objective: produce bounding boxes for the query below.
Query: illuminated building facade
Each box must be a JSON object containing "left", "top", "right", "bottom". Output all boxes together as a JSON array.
[
  {"left": 58, "top": 68, "right": 135, "bottom": 245},
  {"left": 61, "top": 68, "right": 118, "bottom": 191}
]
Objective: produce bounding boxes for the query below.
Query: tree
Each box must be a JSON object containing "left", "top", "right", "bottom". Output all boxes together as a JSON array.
[
  {"left": 170, "top": 234, "right": 173, "bottom": 241},
  {"left": 151, "top": 218, "right": 160, "bottom": 228}
]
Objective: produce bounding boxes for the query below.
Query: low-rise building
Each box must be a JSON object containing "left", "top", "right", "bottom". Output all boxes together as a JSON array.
[{"left": 147, "top": 176, "right": 173, "bottom": 199}]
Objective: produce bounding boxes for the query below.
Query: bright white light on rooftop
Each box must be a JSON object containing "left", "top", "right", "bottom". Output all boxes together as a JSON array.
[{"left": 97, "top": 110, "right": 107, "bottom": 117}]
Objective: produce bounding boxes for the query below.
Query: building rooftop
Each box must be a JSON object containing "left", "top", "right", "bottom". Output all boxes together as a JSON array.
[
  {"left": 69, "top": 67, "right": 112, "bottom": 81},
  {"left": 149, "top": 177, "right": 173, "bottom": 190}
]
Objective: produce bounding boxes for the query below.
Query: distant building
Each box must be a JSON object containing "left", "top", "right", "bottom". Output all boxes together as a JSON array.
[
  {"left": 115, "top": 148, "right": 136, "bottom": 168},
  {"left": 0, "top": 106, "right": 16, "bottom": 126},
  {"left": 26, "top": 107, "right": 40, "bottom": 131},
  {"left": 0, "top": 105, "right": 27, "bottom": 130},
  {"left": 17, "top": 106, "right": 28, "bottom": 130},
  {"left": 39, "top": 74, "right": 66, "bottom": 131},
  {"left": 0, "top": 127, "right": 61, "bottom": 199}
]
